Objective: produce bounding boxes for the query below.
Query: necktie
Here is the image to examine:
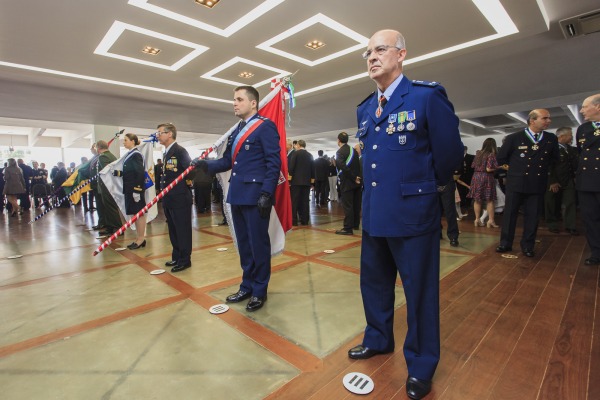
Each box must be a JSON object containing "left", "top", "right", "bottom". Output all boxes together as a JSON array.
[
  {"left": 533, "top": 133, "right": 539, "bottom": 142},
  {"left": 239, "top": 120, "right": 247, "bottom": 131},
  {"left": 375, "top": 95, "right": 387, "bottom": 118}
]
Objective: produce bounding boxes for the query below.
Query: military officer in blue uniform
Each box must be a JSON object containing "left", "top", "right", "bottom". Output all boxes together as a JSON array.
[
  {"left": 157, "top": 123, "right": 194, "bottom": 273},
  {"left": 347, "top": 29, "right": 463, "bottom": 400},
  {"left": 194, "top": 86, "right": 281, "bottom": 312},
  {"left": 576, "top": 94, "right": 600, "bottom": 266},
  {"left": 495, "top": 109, "right": 559, "bottom": 257}
]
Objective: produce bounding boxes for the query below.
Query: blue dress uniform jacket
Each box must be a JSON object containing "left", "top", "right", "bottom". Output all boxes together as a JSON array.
[
  {"left": 356, "top": 77, "right": 462, "bottom": 382},
  {"left": 206, "top": 115, "right": 281, "bottom": 298},
  {"left": 356, "top": 78, "right": 463, "bottom": 237},
  {"left": 496, "top": 130, "right": 560, "bottom": 194},
  {"left": 207, "top": 115, "right": 281, "bottom": 203}
]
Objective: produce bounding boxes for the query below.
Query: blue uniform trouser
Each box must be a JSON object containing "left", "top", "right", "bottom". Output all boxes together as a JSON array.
[
  {"left": 360, "top": 230, "right": 441, "bottom": 380},
  {"left": 231, "top": 204, "right": 272, "bottom": 298}
]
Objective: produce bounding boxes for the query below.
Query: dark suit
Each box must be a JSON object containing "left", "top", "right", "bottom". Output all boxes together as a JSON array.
[
  {"left": 576, "top": 121, "right": 600, "bottom": 259},
  {"left": 18, "top": 163, "right": 33, "bottom": 210},
  {"left": 161, "top": 142, "right": 193, "bottom": 266},
  {"left": 545, "top": 143, "right": 578, "bottom": 231},
  {"left": 497, "top": 130, "right": 559, "bottom": 251},
  {"left": 313, "top": 156, "right": 330, "bottom": 205},
  {"left": 206, "top": 114, "right": 281, "bottom": 298},
  {"left": 289, "top": 148, "right": 314, "bottom": 225},
  {"left": 52, "top": 167, "right": 69, "bottom": 208},
  {"left": 356, "top": 76, "right": 463, "bottom": 381},
  {"left": 336, "top": 143, "right": 361, "bottom": 231}
]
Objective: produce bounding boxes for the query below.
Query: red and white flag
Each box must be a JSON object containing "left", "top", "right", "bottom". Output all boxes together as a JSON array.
[{"left": 216, "top": 82, "right": 292, "bottom": 255}]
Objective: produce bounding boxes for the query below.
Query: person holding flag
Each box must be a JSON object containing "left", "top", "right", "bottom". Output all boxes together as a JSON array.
[
  {"left": 112, "top": 133, "right": 147, "bottom": 250},
  {"left": 193, "top": 85, "right": 281, "bottom": 312}
]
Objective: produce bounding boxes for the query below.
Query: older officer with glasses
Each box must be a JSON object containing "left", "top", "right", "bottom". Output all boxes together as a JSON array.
[{"left": 347, "top": 29, "right": 463, "bottom": 400}]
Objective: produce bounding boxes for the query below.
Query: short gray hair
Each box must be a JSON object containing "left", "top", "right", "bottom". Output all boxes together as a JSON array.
[{"left": 555, "top": 127, "right": 572, "bottom": 137}]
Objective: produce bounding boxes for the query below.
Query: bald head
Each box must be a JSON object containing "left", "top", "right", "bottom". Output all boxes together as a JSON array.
[
  {"left": 580, "top": 94, "right": 600, "bottom": 122},
  {"left": 365, "top": 29, "right": 407, "bottom": 91}
]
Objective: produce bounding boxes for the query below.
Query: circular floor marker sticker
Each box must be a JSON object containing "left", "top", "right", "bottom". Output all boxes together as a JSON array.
[
  {"left": 216, "top": 247, "right": 228, "bottom": 252},
  {"left": 501, "top": 254, "right": 518, "bottom": 259},
  {"left": 209, "top": 304, "right": 230, "bottom": 314},
  {"left": 150, "top": 269, "right": 166, "bottom": 275},
  {"left": 7, "top": 255, "right": 23, "bottom": 259},
  {"left": 115, "top": 247, "right": 127, "bottom": 251},
  {"left": 343, "top": 372, "right": 374, "bottom": 395},
  {"left": 323, "top": 249, "right": 336, "bottom": 254}
]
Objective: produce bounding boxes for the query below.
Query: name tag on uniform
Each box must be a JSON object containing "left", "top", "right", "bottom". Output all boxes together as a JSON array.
[{"left": 518, "top": 146, "right": 528, "bottom": 150}]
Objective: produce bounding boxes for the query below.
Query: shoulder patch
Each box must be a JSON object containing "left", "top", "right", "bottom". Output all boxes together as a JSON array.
[
  {"left": 411, "top": 80, "right": 440, "bottom": 87},
  {"left": 357, "top": 91, "right": 376, "bottom": 107},
  {"left": 257, "top": 115, "right": 270, "bottom": 121}
]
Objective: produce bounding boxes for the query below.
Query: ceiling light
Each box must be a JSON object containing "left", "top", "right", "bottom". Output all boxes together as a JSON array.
[
  {"left": 129, "top": 0, "right": 286, "bottom": 37},
  {"left": 305, "top": 40, "right": 325, "bottom": 50},
  {"left": 194, "top": 0, "right": 220, "bottom": 8},
  {"left": 238, "top": 72, "right": 254, "bottom": 78},
  {"left": 141, "top": 46, "right": 160, "bottom": 55}
]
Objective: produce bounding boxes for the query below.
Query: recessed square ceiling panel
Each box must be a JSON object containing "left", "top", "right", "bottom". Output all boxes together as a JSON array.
[
  {"left": 256, "top": 14, "right": 368, "bottom": 66},
  {"left": 128, "top": 0, "right": 286, "bottom": 37},
  {"left": 94, "top": 21, "right": 209, "bottom": 71},
  {"left": 274, "top": 23, "right": 359, "bottom": 63},
  {"left": 201, "top": 57, "right": 291, "bottom": 87}
]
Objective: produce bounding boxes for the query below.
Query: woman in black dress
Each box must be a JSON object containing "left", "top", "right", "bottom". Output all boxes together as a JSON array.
[{"left": 118, "top": 133, "right": 147, "bottom": 249}]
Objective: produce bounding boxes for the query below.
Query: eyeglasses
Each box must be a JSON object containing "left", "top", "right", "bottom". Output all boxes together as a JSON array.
[
  {"left": 158, "top": 131, "right": 170, "bottom": 135},
  {"left": 361, "top": 45, "right": 402, "bottom": 60}
]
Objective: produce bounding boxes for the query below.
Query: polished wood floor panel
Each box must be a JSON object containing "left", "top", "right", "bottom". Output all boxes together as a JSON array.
[{"left": 1, "top": 202, "right": 598, "bottom": 399}]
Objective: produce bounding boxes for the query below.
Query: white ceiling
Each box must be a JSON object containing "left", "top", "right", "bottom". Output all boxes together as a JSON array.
[{"left": 1, "top": 0, "right": 599, "bottom": 155}]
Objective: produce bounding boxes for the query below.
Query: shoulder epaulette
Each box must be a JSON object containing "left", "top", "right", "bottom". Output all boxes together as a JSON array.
[
  {"left": 411, "top": 80, "right": 440, "bottom": 87},
  {"left": 257, "top": 115, "right": 270, "bottom": 121},
  {"left": 357, "top": 91, "right": 375, "bottom": 107}
]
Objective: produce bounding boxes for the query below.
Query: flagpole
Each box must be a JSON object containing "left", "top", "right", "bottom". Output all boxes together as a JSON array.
[{"left": 92, "top": 85, "right": 286, "bottom": 256}]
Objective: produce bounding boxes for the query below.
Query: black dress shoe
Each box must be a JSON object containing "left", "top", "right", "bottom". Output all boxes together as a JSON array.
[
  {"left": 496, "top": 245, "right": 512, "bottom": 253},
  {"left": 127, "top": 240, "right": 146, "bottom": 250},
  {"left": 165, "top": 260, "right": 178, "bottom": 267},
  {"left": 226, "top": 290, "right": 252, "bottom": 303},
  {"left": 406, "top": 376, "right": 432, "bottom": 400},
  {"left": 566, "top": 229, "right": 579, "bottom": 236},
  {"left": 246, "top": 295, "right": 267, "bottom": 312},
  {"left": 523, "top": 249, "right": 535, "bottom": 258},
  {"left": 348, "top": 345, "right": 382, "bottom": 360},
  {"left": 335, "top": 229, "right": 353, "bottom": 235},
  {"left": 171, "top": 262, "right": 191, "bottom": 273},
  {"left": 548, "top": 228, "right": 560, "bottom": 233},
  {"left": 450, "top": 238, "right": 459, "bottom": 247},
  {"left": 584, "top": 257, "right": 600, "bottom": 266},
  {"left": 91, "top": 225, "right": 105, "bottom": 230},
  {"left": 218, "top": 220, "right": 228, "bottom": 226}
]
